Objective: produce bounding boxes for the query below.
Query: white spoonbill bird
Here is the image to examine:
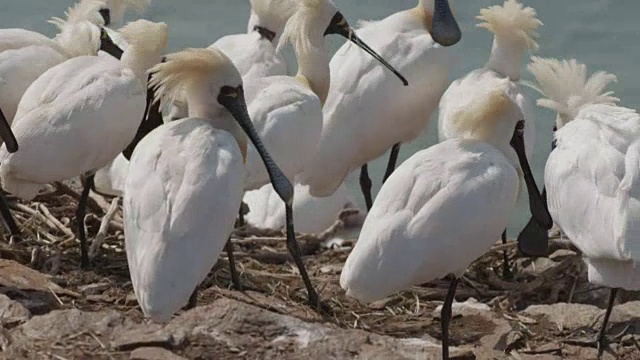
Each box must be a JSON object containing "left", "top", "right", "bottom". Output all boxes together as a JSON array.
[
  {"left": 0, "top": 20, "right": 168, "bottom": 268},
  {"left": 298, "top": 0, "right": 460, "bottom": 210},
  {"left": 124, "top": 47, "right": 297, "bottom": 321},
  {"left": 527, "top": 57, "right": 637, "bottom": 358},
  {"left": 167, "top": 0, "right": 295, "bottom": 129},
  {"left": 244, "top": 182, "right": 359, "bottom": 234},
  {"left": 437, "top": 0, "right": 545, "bottom": 272},
  {"left": 243, "top": 0, "right": 407, "bottom": 194},
  {"left": 1, "top": 1, "right": 123, "bottom": 134},
  {"left": 340, "top": 80, "right": 550, "bottom": 360}
]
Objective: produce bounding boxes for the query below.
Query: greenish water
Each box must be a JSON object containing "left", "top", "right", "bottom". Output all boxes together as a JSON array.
[{"left": 3, "top": 0, "right": 638, "bottom": 233}]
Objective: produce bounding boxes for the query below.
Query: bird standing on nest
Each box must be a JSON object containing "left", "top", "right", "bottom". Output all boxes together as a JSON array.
[
  {"left": 341, "top": 79, "right": 550, "bottom": 360},
  {"left": 528, "top": 56, "right": 640, "bottom": 359}
]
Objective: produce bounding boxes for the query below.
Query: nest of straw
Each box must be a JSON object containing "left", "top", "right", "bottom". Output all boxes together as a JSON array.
[{"left": 0, "top": 180, "right": 622, "bottom": 355}]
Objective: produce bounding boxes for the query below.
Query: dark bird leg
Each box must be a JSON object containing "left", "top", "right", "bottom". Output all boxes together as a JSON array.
[
  {"left": 0, "top": 191, "right": 20, "bottom": 241},
  {"left": 382, "top": 143, "right": 401, "bottom": 183},
  {"left": 597, "top": 288, "right": 619, "bottom": 359},
  {"left": 224, "top": 238, "right": 242, "bottom": 290},
  {"left": 77, "top": 174, "right": 95, "bottom": 269},
  {"left": 237, "top": 208, "right": 245, "bottom": 227},
  {"left": 285, "top": 203, "right": 320, "bottom": 308},
  {"left": 185, "top": 287, "right": 198, "bottom": 310},
  {"left": 359, "top": 164, "right": 373, "bottom": 211},
  {"left": 501, "top": 230, "right": 513, "bottom": 280},
  {"left": 440, "top": 277, "right": 460, "bottom": 360}
]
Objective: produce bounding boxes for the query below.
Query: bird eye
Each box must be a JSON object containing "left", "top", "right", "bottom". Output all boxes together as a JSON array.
[
  {"left": 219, "top": 85, "right": 243, "bottom": 99},
  {"left": 325, "top": 12, "right": 349, "bottom": 36},
  {"left": 516, "top": 120, "right": 525, "bottom": 132}
]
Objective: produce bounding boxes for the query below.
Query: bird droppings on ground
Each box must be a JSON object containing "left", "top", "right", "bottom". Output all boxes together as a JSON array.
[{"left": 0, "top": 181, "right": 640, "bottom": 359}]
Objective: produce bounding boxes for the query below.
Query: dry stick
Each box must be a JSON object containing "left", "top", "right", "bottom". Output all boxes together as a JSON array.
[
  {"left": 38, "top": 203, "right": 75, "bottom": 238},
  {"left": 89, "top": 198, "right": 119, "bottom": 260},
  {"left": 88, "top": 192, "right": 113, "bottom": 214},
  {"left": 12, "top": 203, "right": 68, "bottom": 240}
]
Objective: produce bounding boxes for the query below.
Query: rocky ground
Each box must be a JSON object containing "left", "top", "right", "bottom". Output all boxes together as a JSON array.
[{"left": 1, "top": 181, "right": 640, "bottom": 359}]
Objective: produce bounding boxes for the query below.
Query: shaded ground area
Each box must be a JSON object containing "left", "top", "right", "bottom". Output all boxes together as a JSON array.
[{"left": 1, "top": 181, "right": 640, "bottom": 359}]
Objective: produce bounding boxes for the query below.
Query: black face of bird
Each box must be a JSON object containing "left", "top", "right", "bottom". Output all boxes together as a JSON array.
[
  {"left": 122, "top": 57, "right": 167, "bottom": 161},
  {"left": 0, "top": 108, "right": 18, "bottom": 153},
  {"left": 253, "top": 26, "right": 276, "bottom": 42},
  {"left": 99, "top": 8, "right": 111, "bottom": 27},
  {"left": 99, "top": 28, "right": 124, "bottom": 60},
  {"left": 324, "top": 12, "right": 409, "bottom": 86},
  {"left": 510, "top": 120, "right": 553, "bottom": 230},
  {"left": 217, "top": 86, "right": 294, "bottom": 205},
  {"left": 431, "top": 0, "right": 461, "bottom": 47}
]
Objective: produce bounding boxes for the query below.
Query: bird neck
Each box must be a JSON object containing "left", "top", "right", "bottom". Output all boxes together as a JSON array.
[
  {"left": 411, "top": 1, "right": 434, "bottom": 32},
  {"left": 418, "top": 0, "right": 434, "bottom": 14},
  {"left": 121, "top": 46, "right": 162, "bottom": 85},
  {"left": 188, "top": 102, "right": 248, "bottom": 163},
  {"left": 294, "top": 41, "right": 330, "bottom": 104},
  {"left": 486, "top": 37, "right": 525, "bottom": 81}
]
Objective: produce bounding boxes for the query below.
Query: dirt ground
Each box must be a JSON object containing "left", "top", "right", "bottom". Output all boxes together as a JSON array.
[{"left": 1, "top": 181, "right": 640, "bottom": 359}]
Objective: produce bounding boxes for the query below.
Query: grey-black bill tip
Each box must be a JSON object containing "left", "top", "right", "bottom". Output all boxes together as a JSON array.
[{"left": 432, "top": 0, "right": 461, "bottom": 47}]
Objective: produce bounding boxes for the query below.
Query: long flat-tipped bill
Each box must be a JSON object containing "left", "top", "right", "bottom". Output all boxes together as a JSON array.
[
  {"left": 517, "top": 212, "right": 550, "bottom": 257},
  {"left": 432, "top": 0, "right": 461, "bottom": 47},
  {"left": 512, "top": 134, "right": 553, "bottom": 230},
  {"left": 0, "top": 108, "right": 18, "bottom": 153},
  {"left": 348, "top": 32, "right": 409, "bottom": 86},
  {"left": 220, "top": 90, "right": 293, "bottom": 203}
]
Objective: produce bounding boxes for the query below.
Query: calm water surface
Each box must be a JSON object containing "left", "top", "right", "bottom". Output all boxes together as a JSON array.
[{"left": 2, "top": 0, "right": 638, "bottom": 233}]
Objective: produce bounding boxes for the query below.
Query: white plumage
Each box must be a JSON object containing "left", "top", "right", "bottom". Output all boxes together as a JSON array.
[
  {"left": 340, "top": 80, "right": 526, "bottom": 301},
  {"left": 438, "top": 0, "right": 542, "bottom": 160},
  {"left": 245, "top": 0, "right": 405, "bottom": 192},
  {"left": 0, "top": 20, "right": 168, "bottom": 200},
  {"left": 0, "top": 1, "right": 110, "bottom": 130},
  {"left": 125, "top": 117, "right": 245, "bottom": 321},
  {"left": 124, "top": 48, "right": 260, "bottom": 321},
  {"left": 244, "top": 182, "right": 357, "bottom": 234},
  {"left": 298, "top": 0, "right": 456, "bottom": 197},
  {"left": 527, "top": 57, "right": 640, "bottom": 288},
  {"left": 528, "top": 57, "right": 638, "bottom": 356},
  {"left": 166, "top": 0, "right": 294, "bottom": 121},
  {"left": 243, "top": 76, "right": 322, "bottom": 190}
]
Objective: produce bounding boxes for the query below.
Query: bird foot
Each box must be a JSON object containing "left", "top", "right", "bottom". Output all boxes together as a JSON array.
[{"left": 563, "top": 326, "right": 629, "bottom": 359}]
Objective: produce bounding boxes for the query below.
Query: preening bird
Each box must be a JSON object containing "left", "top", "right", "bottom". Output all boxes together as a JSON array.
[
  {"left": 340, "top": 79, "right": 550, "bottom": 360},
  {"left": 298, "top": 0, "right": 460, "bottom": 210},
  {"left": 437, "top": 0, "right": 545, "bottom": 273},
  {"left": 1, "top": 0, "right": 122, "bottom": 134},
  {"left": 527, "top": 57, "right": 638, "bottom": 358},
  {"left": 243, "top": 0, "right": 407, "bottom": 193},
  {"left": 124, "top": 47, "right": 295, "bottom": 321},
  {"left": 0, "top": 20, "right": 168, "bottom": 268}
]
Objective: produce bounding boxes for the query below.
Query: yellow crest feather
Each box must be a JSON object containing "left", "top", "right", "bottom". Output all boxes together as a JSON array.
[
  {"left": 148, "top": 48, "right": 238, "bottom": 109},
  {"left": 452, "top": 79, "right": 515, "bottom": 137},
  {"left": 476, "top": 0, "right": 542, "bottom": 51},
  {"left": 118, "top": 19, "right": 168, "bottom": 54},
  {"left": 49, "top": 0, "right": 106, "bottom": 30},
  {"left": 527, "top": 56, "right": 619, "bottom": 123}
]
